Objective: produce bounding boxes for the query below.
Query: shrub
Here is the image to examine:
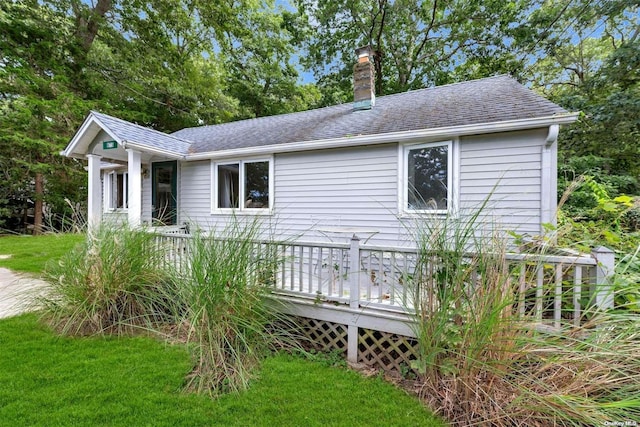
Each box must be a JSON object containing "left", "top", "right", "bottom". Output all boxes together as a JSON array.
[
  {"left": 554, "top": 177, "right": 640, "bottom": 311},
  {"left": 614, "top": 246, "right": 640, "bottom": 312},
  {"left": 38, "top": 224, "right": 180, "bottom": 335},
  {"left": 178, "top": 217, "right": 297, "bottom": 396},
  {"left": 407, "top": 206, "right": 640, "bottom": 426}
]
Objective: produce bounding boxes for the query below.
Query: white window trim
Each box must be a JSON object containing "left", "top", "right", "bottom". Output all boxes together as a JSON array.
[
  {"left": 210, "top": 156, "right": 274, "bottom": 215},
  {"left": 398, "top": 139, "right": 459, "bottom": 217},
  {"left": 104, "top": 170, "right": 128, "bottom": 212}
]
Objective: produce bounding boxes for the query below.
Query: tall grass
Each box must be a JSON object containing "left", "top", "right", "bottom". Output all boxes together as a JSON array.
[
  {"left": 38, "top": 224, "right": 180, "bottom": 335},
  {"left": 178, "top": 217, "right": 297, "bottom": 396},
  {"left": 35, "top": 218, "right": 297, "bottom": 397},
  {"left": 407, "top": 206, "right": 640, "bottom": 425}
]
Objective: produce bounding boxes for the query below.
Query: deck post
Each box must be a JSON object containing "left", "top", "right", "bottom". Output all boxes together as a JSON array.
[
  {"left": 347, "top": 235, "right": 361, "bottom": 363},
  {"left": 591, "top": 246, "right": 615, "bottom": 310},
  {"left": 349, "top": 235, "right": 361, "bottom": 309}
]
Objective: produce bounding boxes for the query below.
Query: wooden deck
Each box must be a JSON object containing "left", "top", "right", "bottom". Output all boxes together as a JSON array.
[{"left": 152, "top": 232, "right": 615, "bottom": 367}]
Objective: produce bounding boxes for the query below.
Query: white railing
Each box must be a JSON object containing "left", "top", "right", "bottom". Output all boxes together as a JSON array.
[
  {"left": 151, "top": 233, "right": 615, "bottom": 328},
  {"left": 270, "top": 241, "right": 351, "bottom": 304}
]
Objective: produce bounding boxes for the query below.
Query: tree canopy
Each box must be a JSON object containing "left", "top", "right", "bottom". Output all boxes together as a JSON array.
[
  {"left": 0, "top": 0, "right": 638, "bottom": 233},
  {"left": 0, "top": 0, "right": 315, "bottom": 232}
]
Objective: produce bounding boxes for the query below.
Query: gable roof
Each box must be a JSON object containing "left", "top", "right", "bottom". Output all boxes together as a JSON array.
[
  {"left": 62, "top": 111, "right": 192, "bottom": 158},
  {"left": 63, "top": 75, "right": 577, "bottom": 160},
  {"left": 90, "top": 111, "right": 192, "bottom": 155},
  {"left": 172, "top": 75, "right": 571, "bottom": 154}
]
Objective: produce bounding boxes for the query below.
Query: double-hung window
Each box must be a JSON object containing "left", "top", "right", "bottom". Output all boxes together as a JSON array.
[
  {"left": 212, "top": 158, "right": 272, "bottom": 212},
  {"left": 403, "top": 141, "right": 453, "bottom": 214},
  {"left": 105, "top": 170, "right": 128, "bottom": 210}
]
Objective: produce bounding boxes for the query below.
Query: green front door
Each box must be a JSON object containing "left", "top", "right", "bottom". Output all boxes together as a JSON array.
[{"left": 152, "top": 161, "right": 177, "bottom": 225}]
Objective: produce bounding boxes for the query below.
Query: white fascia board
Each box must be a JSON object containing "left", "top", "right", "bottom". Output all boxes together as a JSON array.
[
  {"left": 61, "top": 113, "right": 100, "bottom": 157},
  {"left": 185, "top": 113, "right": 579, "bottom": 161},
  {"left": 61, "top": 112, "right": 185, "bottom": 160},
  {"left": 91, "top": 115, "right": 124, "bottom": 146},
  {"left": 61, "top": 113, "right": 124, "bottom": 158},
  {"left": 121, "top": 141, "right": 185, "bottom": 159}
]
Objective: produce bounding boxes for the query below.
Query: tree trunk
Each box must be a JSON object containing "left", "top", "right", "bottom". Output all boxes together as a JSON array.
[
  {"left": 74, "top": 0, "right": 113, "bottom": 53},
  {"left": 33, "top": 172, "right": 44, "bottom": 235}
]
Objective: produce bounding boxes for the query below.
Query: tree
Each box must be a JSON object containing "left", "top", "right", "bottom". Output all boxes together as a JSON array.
[
  {"left": 523, "top": 1, "right": 640, "bottom": 186},
  {"left": 0, "top": 1, "right": 90, "bottom": 233},
  {"left": 294, "top": 0, "right": 529, "bottom": 104},
  {"left": 1, "top": 0, "right": 319, "bottom": 232},
  {"left": 510, "top": 0, "right": 640, "bottom": 225},
  {"left": 110, "top": 0, "right": 317, "bottom": 124}
]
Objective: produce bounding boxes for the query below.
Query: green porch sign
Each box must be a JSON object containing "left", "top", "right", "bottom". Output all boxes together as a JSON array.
[{"left": 102, "top": 140, "right": 118, "bottom": 150}]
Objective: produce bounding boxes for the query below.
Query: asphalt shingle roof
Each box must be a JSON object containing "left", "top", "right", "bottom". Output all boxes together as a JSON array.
[
  {"left": 172, "top": 75, "right": 568, "bottom": 154},
  {"left": 85, "top": 75, "right": 568, "bottom": 156},
  {"left": 91, "top": 111, "right": 192, "bottom": 155}
]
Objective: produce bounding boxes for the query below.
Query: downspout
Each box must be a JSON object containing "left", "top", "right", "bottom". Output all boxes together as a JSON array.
[{"left": 541, "top": 125, "right": 559, "bottom": 233}]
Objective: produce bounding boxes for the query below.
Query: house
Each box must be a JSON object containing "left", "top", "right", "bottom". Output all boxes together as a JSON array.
[{"left": 62, "top": 48, "right": 578, "bottom": 246}]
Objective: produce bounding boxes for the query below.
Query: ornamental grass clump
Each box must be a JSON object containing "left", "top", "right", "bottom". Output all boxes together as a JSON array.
[
  {"left": 39, "top": 224, "right": 180, "bottom": 336},
  {"left": 408, "top": 205, "right": 640, "bottom": 426},
  {"left": 179, "top": 218, "right": 295, "bottom": 397}
]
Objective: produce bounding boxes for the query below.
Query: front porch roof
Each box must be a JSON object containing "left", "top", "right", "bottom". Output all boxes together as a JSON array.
[{"left": 62, "top": 111, "right": 192, "bottom": 160}]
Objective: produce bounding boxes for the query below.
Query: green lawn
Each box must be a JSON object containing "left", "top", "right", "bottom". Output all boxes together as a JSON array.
[
  {"left": 0, "top": 233, "right": 444, "bottom": 426},
  {"left": 0, "top": 315, "right": 443, "bottom": 427},
  {"left": 0, "top": 233, "right": 85, "bottom": 273}
]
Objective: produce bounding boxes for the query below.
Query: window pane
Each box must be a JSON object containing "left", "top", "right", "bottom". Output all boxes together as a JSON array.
[
  {"left": 116, "top": 173, "right": 126, "bottom": 209},
  {"left": 407, "top": 145, "right": 448, "bottom": 210},
  {"left": 108, "top": 173, "right": 116, "bottom": 209},
  {"left": 244, "top": 161, "right": 269, "bottom": 209},
  {"left": 218, "top": 164, "right": 239, "bottom": 208},
  {"left": 152, "top": 162, "right": 177, "bottom": 225}
]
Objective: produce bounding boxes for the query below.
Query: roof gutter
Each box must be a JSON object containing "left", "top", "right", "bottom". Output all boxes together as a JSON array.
[{"left": 185, "top": 113, "right": 579, "bottom": 161}]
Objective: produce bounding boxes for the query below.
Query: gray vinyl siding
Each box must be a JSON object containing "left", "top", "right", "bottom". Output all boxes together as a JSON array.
[
  {"left": 178, "top": 160, "right": 211, "bottom": 227},
  {"left": 174, "top": 128, "right": 550, "bottom": 245},
  {"left": 459, "top": 129, "right": 546, "bottom": 236},
  {"left": 102, "top": 211, "right": 128, "bottom": 225},
  {"left": 274, "top": 144, "right": 403, "bottom": 245},
  {"left": 141, "top": 174, "right": 152, "bottom": 223}
]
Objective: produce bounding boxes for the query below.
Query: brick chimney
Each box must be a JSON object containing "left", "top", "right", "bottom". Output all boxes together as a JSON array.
[{"left": 353, "top": 45, "right": 375, "bottom": 110}]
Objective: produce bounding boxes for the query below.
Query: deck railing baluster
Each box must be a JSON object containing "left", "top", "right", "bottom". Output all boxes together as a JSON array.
[
  {"left": 390, "top": 252, "right": 397, "bottom": 305},
  {"left": 327, "top": 248, "right": 335, "bottom": 296},
  {"left": 297, "top": 246, "right": 303, "bottom": 292},
  {"left": 149, "top": 233, "right": 611, "bottom": 325},
  {"left": 518, "top": 263, "right": 527, "bottom": 317},
  {"left": 318, "top": 247, "right": 324, "bottom": 295},
  {"left": 554, "top": 264, "right": 563, "bottom": 329},
  {"left": 337, "top": 248, "right": 344, "bottom": 298},
  {"left": 573, "top": 266, "right": 582, "bottom": 326},
  {"left": 279, "top": 244, "right": 286, "bottom": 290},
  {"left": 377, "top": 250, "right": 384, "bottom": 303},
  {"left": 535, "top": 266, "right": 544, "bottom": 321},
  {"left": 308, "top": 246, "right": 312, "bottom": 291}
]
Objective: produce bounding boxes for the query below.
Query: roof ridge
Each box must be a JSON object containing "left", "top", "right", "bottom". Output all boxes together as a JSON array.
[
  {"left": 377, "top": 74, "right": 514, "bottom": 99},
  {"left": 174, "top": 74, "right": 516, "bottom": 134}
]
